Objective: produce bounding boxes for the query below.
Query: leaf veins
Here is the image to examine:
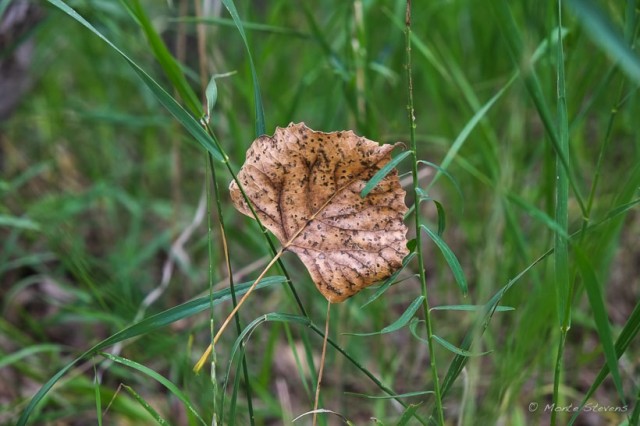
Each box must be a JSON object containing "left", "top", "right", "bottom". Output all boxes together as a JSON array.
[{"left": 230, "top": 122, "right": 409, "bottom": 302}]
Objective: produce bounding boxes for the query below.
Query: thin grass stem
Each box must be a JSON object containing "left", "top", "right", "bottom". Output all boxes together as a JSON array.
[
  {"left": 405, "top": 1, "right": 445, "bottom": 423},
  {"left": 552, "top": 2, "right": 571, "bottom": 424},
  {"left": 205, "top": 156, "right": 220, "bottom": 424},
  {"left": 583, "top": 80, "right": 628, "bottom": 229},
  {"left": 208, "top": 152, "right": 257, "bottom": 423},
  {"left": 196, "top": 4, "right": 254, "bottom": 416}
]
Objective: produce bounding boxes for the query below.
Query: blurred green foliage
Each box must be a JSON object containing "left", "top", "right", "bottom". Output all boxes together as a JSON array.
[{"left": 1, "top": 0, "right": 639, "bottom": 424}]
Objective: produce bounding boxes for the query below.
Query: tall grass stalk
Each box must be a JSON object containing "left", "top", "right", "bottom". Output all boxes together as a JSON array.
[
  {"left": 205, "top": 157, "right": 221, "bottom": 424},
  {"left": 198, "top": 6, "right": 253, "bottom": 422},
  {"left": 551, "top": 2, "right": 571, "bottom": 424},
  {"left": 405, "top": 1, "right": 444, "bottom": 423}
]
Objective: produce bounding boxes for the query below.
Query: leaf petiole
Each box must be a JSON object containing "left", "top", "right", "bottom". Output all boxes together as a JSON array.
[{"left": 193, "top": 249, "right": 284, "bottom": 373}]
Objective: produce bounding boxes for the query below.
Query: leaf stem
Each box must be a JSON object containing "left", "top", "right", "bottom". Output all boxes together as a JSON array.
[
  {"left": 205, "top": 124, "right": 309, "bottom": 318},
  {"left": 312, "top": 302, "right": 332, "bottom": 426},
  {"left": 405, "top": 1, "right": 445, "bottom": 423},
  {"left": 194, "top": 249, "right": 284, "bottom": 373}
]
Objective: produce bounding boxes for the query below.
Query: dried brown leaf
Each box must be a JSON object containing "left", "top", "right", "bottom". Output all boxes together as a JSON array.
[{"left": 230, "top": 122, "right": 409, "bottom": 303}]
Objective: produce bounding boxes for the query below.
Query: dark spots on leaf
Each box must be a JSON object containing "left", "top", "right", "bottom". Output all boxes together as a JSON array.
[
  {"left": 229, "top": 122, "right": 409, "bottom": 303},
  {"left": 325, "top": 282, "right": 342, "bottom": 295}
]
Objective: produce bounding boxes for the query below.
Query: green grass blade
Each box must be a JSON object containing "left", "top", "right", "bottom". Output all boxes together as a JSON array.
[
  {"left": 531, "top": 27, "right": 570, "bottom": 63},
  {"left": 101, "top": 352, "right": 206, "bottom": 425},
  {"left": 103, "top": 275, "right": 281, "bottom": 344},
  {"left": 17, "top": 276, "right": 286, "bottom": 426},
  {"left": 219, "top": 312, "right": 426, "bottom": 424},
  {"left": 120, "top": 385, "right": 167, "bottom": 425},
  {"left": 0, "top": 344, "right": 62, "bottom": 369},
  {"left": 397, "top": 404, "right": 423, "bottom": 426},
  {"left": 426, "top": 73, "right": 516, "bottom": 190},
  {"left": 301, "top": 4, "right": 349, "bottom": 81},
  {"left": 432, "top": 335, "right": 492, "bottom": 357},
  {"left": 220, "top": 0, "right": 265, "bottom": 136},
  {"left": 0, "top": 215, "right": 41, "bottom": 231},
  {"left": 345, "top": 295, "right": 424, "bottom": 336},
  {"left": 421, "top": 225, "right": 468, "bottom": 296},
  {"left": 411, "top": 192, "right": 448, "bottom": 236},
  {"left": 506, "top": 193, "right": 570, "bottom": 240},
  {"left": 439, "top": 248, "right": 553, "bottom": 399},
  {"left": 222, "top": 313, "right": 311, "bottom": 421},
  {"left": 430, "top": 305, "right": 514, "bottom": 312},
  {"left": 574, "top": 249, "right": 625, "bottom": 400},
  {"left": 293, "top": 409, "right": 352, "bottom": 424},
  {"left": 436, "top": 194, "right": 639, "bottom": 408},
  {"left": 121, "top": 0, "right": 201, "bottom": 115},
  {"left": 552, "top": 5, "right": 571, "bottom": 423},
  {"left": 1, "top": 163, "right": 49, "bottom": 194},
  {"left": 417, "top": 160, "right": 464, "bottom": 208},
  {"left": 174, "top": 16, "right": 310, "bottom": 38},
  {"left": 598, "top": 198, "right": 640, "bottom": 225},
  {"left": 229, "top": 347, "right": 244, "bottom": 425},
  {"left": 432, "top": 199, "right": 446, "bottom": 236},
  {"left": 0, "top": 252, "right": 57, "bottom": 276},
  {"left": 614, "top": 302, "right": 640, "bottom": 359},
  {"left": 555, "top": 0, "right": 571, "bottom": 323},
  {"left": 46, "top": 0, "right": 224, "bottom": 162},
  {"left": 630, "top": 388, "right": 640, "bottom": 426},
  {"left": 205, "top": 74, "right": 218, "bottom": 118},
  {"left": 566, "top": 0, "right": 640, "bottom": 84},
  {"left": 17, "top": 362, "right": 79, "bottom": 426},
  {"left": 568, "top": 299, "right": 640, "bottom": 425},
  {"left": 490, "top": 0, "right": 586, "bottom": 215},
  {"left": 361, "top": 150, "right": 412, "bottom": 198},
  {"left": 93, "top": 365, "right": 102, "bottom": 426},
  {"left": 360, "top": 252, "right": 416, "bottom": 309},
  {"left": 344, "top": 390, "right": 433, "bottom": 399}
]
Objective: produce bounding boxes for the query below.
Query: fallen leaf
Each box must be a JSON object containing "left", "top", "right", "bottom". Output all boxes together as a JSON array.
[{"left": 230, "top": 122, "right": 409, "bottom": 303}]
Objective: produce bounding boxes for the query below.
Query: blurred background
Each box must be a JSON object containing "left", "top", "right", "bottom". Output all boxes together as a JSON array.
[{"left": 1, "top": 0, "right": 639, "bottom": 424}]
